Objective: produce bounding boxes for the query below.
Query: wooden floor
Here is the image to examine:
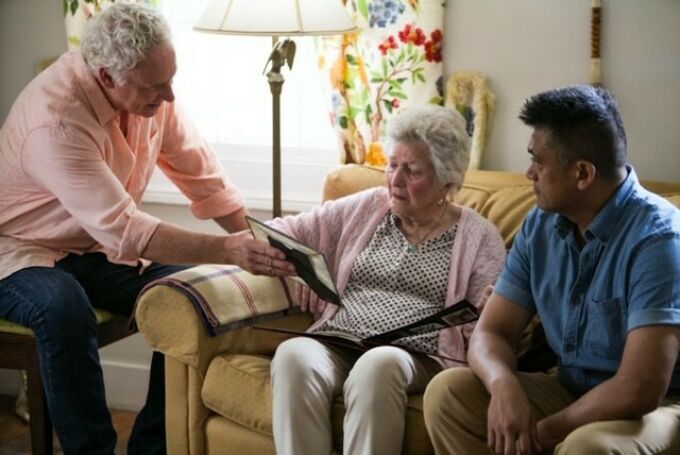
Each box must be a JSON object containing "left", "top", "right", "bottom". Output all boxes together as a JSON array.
[{"left": 0, "top": 394, "right": 135, "bottom": 454}]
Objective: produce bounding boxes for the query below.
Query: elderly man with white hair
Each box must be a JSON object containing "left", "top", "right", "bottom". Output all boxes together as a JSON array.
[{"left": 0, "top": 3, "right": 293, "bottom": 453}]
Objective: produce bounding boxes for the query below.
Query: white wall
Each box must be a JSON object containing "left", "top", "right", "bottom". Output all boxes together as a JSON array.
[
  {"left": 3, "top": 1, "right": 678, "bottom": 179},
  {"left": 0, "top": 0, "right": 67, "bottom": 122},
  {"left": 444, "top": 0, "right": 680, "bottom": 181},
  {"left": 1, "top": 0, "right": 678, "bottom": 408}
]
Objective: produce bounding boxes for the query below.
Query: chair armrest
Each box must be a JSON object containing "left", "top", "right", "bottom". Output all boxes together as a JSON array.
[{"left": 135, "top": 268, "right": 312, "bottom": 376}]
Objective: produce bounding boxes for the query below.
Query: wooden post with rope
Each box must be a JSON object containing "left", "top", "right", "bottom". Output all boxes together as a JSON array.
[{"left": 590, "top": 0, "right": 603, "bottom": 86}]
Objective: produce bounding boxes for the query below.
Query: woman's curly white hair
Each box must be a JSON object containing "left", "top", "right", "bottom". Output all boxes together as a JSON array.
[
  {"left": 385, "top": 105, "right": 471, "bottom": 192},
  {"left": 81, "top": 3, "right": 171, "bottom": 84}
]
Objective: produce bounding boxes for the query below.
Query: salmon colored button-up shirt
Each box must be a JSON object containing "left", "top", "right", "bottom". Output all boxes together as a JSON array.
[{"left": 0, "top": 51, "right": 244, "bottom": 280}]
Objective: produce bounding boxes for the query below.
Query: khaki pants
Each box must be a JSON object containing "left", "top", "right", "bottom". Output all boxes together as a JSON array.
[
  {"left": 423, "top": 368, "right": 680, "bottom": 454},
  {"left": 271, "top": 337, "right": 442, "bottom": 455}
]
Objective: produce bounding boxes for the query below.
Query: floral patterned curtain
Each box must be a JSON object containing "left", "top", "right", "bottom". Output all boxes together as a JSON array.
[
  {"left": 64, "top": 0, "right": 161, "bottom": 50},
  {"left": 317, "top": 0, "right": 445, "bottom": 166}
]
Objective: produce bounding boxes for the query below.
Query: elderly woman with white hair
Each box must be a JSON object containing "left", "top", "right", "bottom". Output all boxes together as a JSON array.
[{"left": 269, "top": 105, "right": 507, "bottom": 455}]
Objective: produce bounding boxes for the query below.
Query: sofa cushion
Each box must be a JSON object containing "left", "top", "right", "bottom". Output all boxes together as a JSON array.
[
  {"left": 667, "top": 194, "right": 680, "bottom": 209},
  {"left": 479, "top": 185, "right": 536, "bottom": 248},
  {"left": 204, "top": 415, "right": 275, "bottom": 455},
  {"left": 323, "top": 164, "right": 386, "bottom": 201},
  {"left": 453, "top": 185, "right": 493, "bottom": 213},
  {"left": 202, "top": 352, "right": 434, "bottom": 453},
  {"left": 203, "top": 354, "right": 274, "bottom": 436}
]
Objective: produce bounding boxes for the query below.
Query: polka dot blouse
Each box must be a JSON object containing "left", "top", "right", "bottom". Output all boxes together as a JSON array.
[{"left": 315, "top": 212, "right": 458, "bottom": 355}]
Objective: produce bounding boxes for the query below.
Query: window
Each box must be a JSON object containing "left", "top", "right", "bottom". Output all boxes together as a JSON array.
[{"left": 146, "top": 0, "right": 339, "bottom": 211}]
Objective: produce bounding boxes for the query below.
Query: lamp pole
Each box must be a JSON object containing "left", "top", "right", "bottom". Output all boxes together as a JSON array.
[{"left": 265, "top": 37, "right": 295, "bottom": 218}]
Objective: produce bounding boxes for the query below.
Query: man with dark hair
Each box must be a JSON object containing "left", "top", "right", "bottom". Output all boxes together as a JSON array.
[
  {"left": 423, "top": 85, "right": 680, "bottom": 454},
  {"left": 519, "top": 86, "right": 627, "bottom": 181}
]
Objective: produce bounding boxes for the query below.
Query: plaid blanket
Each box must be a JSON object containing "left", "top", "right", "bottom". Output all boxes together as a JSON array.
[{"left": 135, "top": 265, "right": 300, "bottom": 337}]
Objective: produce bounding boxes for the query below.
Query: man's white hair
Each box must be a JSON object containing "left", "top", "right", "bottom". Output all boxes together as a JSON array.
[
  {"left": 81, "top": 3, "right": 171, "bottom": 84},
  {"left": 385, "top": 105, "right": 471, "bottom": 192}
]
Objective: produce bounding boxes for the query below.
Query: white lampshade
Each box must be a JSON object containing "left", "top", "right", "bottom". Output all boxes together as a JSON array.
[{"left": 194, "top": 0, "right": 356, "bottom": 36}]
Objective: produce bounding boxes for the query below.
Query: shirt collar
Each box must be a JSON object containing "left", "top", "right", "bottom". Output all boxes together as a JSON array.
[
  {"left": 72, "top": 52, "right": 119, "bottom": 126},
  {"left": 554, "top": 165, "right": 637, "bottom": 242}
]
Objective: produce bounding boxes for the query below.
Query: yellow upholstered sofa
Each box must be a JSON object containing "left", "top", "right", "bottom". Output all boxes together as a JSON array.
[{"left": 135, "top": 165, "right": 680, "bottom": 455}]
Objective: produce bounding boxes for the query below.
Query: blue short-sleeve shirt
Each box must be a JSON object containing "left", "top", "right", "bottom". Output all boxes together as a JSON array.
[{"left": 495, "top": 167, "right": 680, "bottom": 395}]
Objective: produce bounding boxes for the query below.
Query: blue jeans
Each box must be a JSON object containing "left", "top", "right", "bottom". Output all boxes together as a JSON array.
[{"left": 0, "top": 253, "right": 186, "bottom": 454}]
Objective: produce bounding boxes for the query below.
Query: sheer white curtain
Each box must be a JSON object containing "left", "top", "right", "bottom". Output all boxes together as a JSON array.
[{"left": 147, "top": 0, "right": 339, "bottom": 211}]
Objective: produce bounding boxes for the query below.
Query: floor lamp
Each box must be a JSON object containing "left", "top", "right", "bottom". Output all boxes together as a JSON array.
[{"left": 194, "top": 0, "right": 355, "bottom": 218}]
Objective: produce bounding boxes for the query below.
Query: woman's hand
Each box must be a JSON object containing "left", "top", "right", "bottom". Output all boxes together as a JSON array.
[
  {"left": 295, "top": 283, "right": 330, "bottom": 318},
  {"left": 477, "top": 284, "right": 495, "bottom": 309},
  {"left": 225, "top": 231, "right": 296, "bottom": 276}
]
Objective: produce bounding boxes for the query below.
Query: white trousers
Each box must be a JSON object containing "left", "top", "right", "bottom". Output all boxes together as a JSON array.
[{"left": 271, "top": 337, "right": 442, "bottom": 455}]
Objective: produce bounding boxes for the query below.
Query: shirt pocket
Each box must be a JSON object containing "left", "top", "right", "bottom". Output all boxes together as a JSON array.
[{"left": 582, "top": 296, "right": 627, "bottom": 360}]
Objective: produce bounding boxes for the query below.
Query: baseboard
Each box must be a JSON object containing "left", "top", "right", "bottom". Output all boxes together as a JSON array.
[
  {"left": 0, "top": 361, "right": 148, "bottom": 412},
  {"left": 101, "top": 360, "right": 149, "bottom": 412}
]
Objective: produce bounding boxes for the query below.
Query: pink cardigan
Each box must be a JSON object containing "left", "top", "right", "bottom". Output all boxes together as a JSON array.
[{"left": 271, "top": 187, "right": 506, "bottom": 366}]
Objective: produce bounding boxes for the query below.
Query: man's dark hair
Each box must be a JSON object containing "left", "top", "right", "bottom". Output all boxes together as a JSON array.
[{"left": 519, "top": 85, "right": 627, "bottom": 181}]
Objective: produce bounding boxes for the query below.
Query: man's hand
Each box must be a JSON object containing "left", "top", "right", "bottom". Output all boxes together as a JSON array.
[
  {"left": 468, "top": 292, "right": 539, "bottom": 455},
  {"left": 488, "top": 377, "right": 542, "bottom": 455},
  {"left": 535, "top": 418, "right": 562, "bottom": 454},
  {"left": 225, "top": 230, "right": 296, "bottom": 276}
]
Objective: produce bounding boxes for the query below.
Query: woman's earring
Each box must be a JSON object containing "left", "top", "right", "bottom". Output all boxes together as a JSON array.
[{"left": 438, "top": 198, "right": 444, "bottom": 206}]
